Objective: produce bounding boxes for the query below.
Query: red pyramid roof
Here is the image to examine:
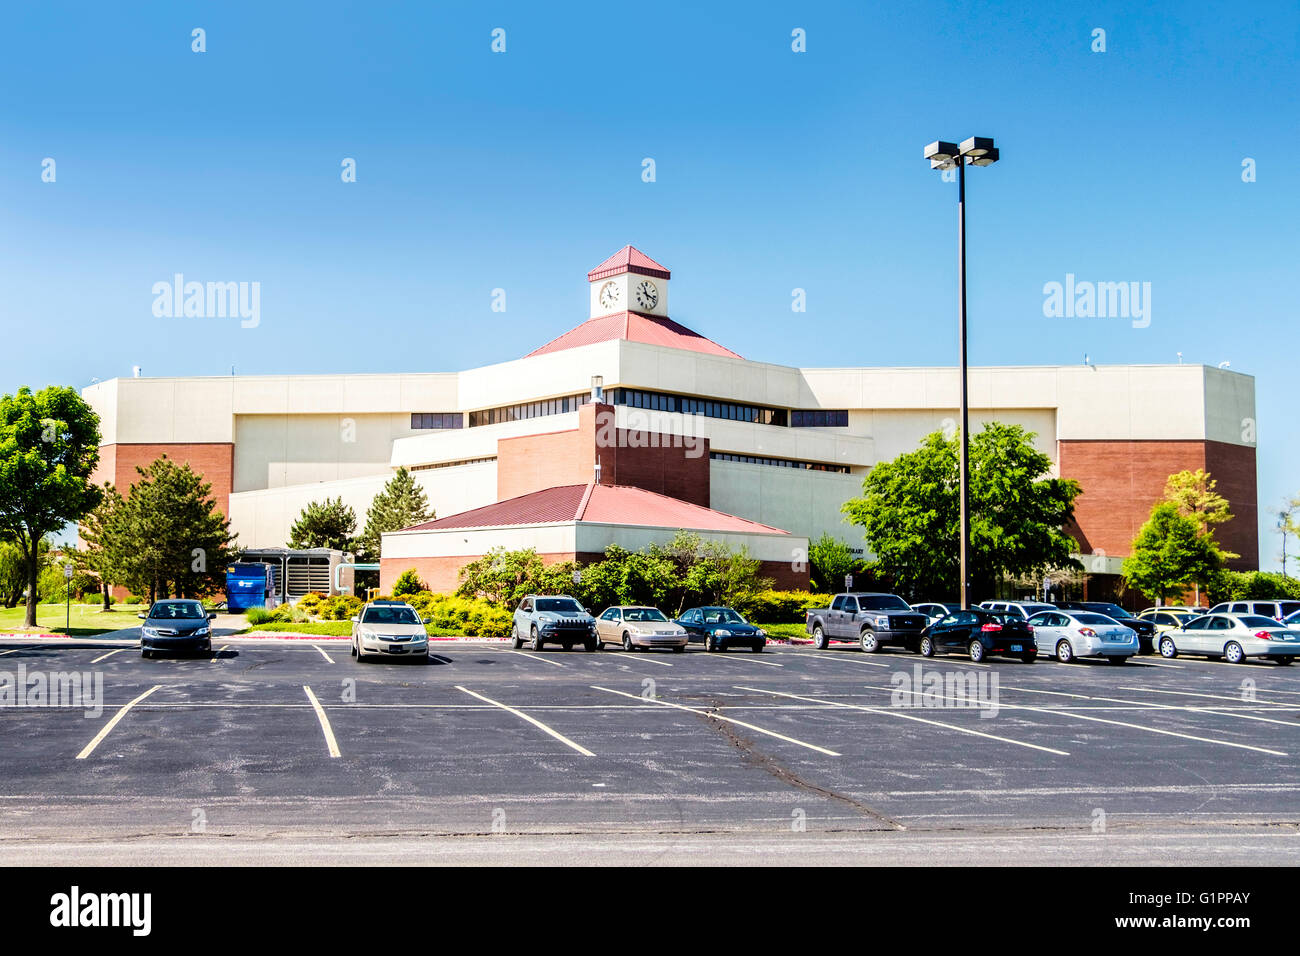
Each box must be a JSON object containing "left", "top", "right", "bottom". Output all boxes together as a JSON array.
[
  {"left": 587, "top": 245, "right": 671, "bottom": 281},
  {"left": 525, "top": 311, "right": 742, "bottom": 359},
  {"left": 400, "top": 483, "right": 789, "bottom": 535}
]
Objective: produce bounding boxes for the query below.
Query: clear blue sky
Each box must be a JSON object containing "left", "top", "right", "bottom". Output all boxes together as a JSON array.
[{"left": 1, "top": 1, "right": 1296, "bottom": 564}]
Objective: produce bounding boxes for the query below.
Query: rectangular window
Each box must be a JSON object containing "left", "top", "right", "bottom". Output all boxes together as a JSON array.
[{"left": 411, "top": 413, "right": 463, "bottom": 430}]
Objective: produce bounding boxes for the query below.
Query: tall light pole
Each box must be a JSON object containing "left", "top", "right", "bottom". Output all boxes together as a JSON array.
[{"left": 923, "top": 136, "right": 999, "bottom": 609}]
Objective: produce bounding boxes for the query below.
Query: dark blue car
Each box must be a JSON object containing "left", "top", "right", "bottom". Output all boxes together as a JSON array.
[
  {"left": 677, "top": 606, "right": 767, "bottom": 653},
  {"left": 138, "top": 599, "right": 215, "bottom": 658}
]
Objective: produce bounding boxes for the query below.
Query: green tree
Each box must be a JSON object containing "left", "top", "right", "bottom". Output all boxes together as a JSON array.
[
  {"left": 287, "top": 497, "right": 356, "bottom": 551},
  {"left": 357, "top": 468, "right": 433, "bottom": 560},
  {"left": 0, "top": 386, "right": 103, "bottom": 627},
  {"left": 841, "top": 423, "right": 1082, "bottom": 599},
  {"left": 808, "top": 533, "right": 858, "bottom": 593},
  {"left": 77, "top": 486, "right": 127, "bottom": 608},
  {"left": 391, "top": 568, "right": 428, "bottom": 597},
  {"left": 1163, "top": 468, "right": 1233, "bottom": 533},
  {"left": 0, "top": 539, "right": 38, "bottom": 608},
  {"left": 1122, "top": 502, "right": 1227, "bottom": 603},
  {"left": 83, "top": 457, "right": 238, "bottom": 602}
]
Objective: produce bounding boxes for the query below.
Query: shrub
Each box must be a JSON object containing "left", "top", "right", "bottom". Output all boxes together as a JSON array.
[
  {"left": 736, "top": 589, "right": 822, "bottom": 624},
  {"left": 297, "top": 591, "right": 328, "bottom": 615},
  {"left": 320, "top": 595, "right": 364, "bottom": 620},
  {"left": 245, "top": 607, "right": 275, "bottom": 625},
  {"left": 392, "top": 569, "right": 428, "bottom": 597}
]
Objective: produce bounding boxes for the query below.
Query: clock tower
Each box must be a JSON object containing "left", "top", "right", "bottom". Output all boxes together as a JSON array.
[{"left": 587, "top": 245, "right": 671, "bottom": 319}]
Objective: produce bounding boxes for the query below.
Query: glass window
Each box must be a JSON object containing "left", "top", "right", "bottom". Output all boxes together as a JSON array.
[{"left": 857, "top": 595, "right": 911, "bottom": 611}]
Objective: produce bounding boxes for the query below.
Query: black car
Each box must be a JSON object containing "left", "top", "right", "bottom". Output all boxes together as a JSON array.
[
  {"left": 919, "top": 608, "right": 1037, "bottom": 663},
  {"left": 676, "top": 606, "right": 767, "bottom": 652},
  {"left": 1054, "top": 601, "right": 1155, "bottom": 654},
  {"left": 138, "top": 599, "right": 216, "bottom": 657}
]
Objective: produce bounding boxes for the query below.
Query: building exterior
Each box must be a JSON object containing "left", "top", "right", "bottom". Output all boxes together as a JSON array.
[{"left": 82, "top": 246, "right": 1259, "bottom": 598}]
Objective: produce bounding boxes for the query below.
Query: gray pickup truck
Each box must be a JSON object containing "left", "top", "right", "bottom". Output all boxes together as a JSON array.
[{"left": 805, "top": 592, "right": 929, "bottom": 652}]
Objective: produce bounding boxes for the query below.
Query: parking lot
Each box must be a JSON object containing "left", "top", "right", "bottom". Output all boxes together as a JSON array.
[{"left": 3, "top": 634, "right": 1299, "bottom": 864}]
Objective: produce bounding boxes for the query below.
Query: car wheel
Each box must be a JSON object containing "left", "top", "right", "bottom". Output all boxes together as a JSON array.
[
  {"left": 1277, "top": 656, "right": 1294, "bottom": 666},
  {"left": 349, "top": 639, "right": 357, "bottom": 658},
  {"left": 859, "top": 629, "right": 880, "bottom": 653},
  {"left": 919, "top": 635, "right": 935, "bottom": 658},
  {"left": 586, "top": 638, "right": 598, "bottom": 652},
  {"left": 1224, "top": 641, "right": 1245, "bottom": 664},
  {"left": 510, "top": 623, "right": 524, "bottom": 650},
  {"left": 141, "top": 648, "right": 151, "bottom": 659},
  {"left": 356, "top": 642, "right": 366, "bottom": 663},
  {"left": 623, "top": 632, "right": 634, "bottom": 652},
  {"left": 1159, "top": 636, "right": 1178, "bottom": 659},
  {"left": 812, "top": 626, "right": 828, "bottom": 650},
  {"left": 751, "top": 643, "right": 764, "bottom": 654},
  {"left": 967, "top": 639, "right": 986, "bottom": 663},
  {"left": 530, "top": 625, "right": 544, "bottom": 652},
  {"left": 704, "top": 634, "right": 716, "bottom": 652},
  {"left": 1056, "top": 640, "right": 1075, "bottom": 663}
]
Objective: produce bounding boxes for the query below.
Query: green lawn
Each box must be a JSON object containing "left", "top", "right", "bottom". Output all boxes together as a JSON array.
[
  {"left": 0, "top": 603, "right": 149, "bottom": 636},
  {"left": 757, "top": 622, "right": 809, "bottom": 641}
]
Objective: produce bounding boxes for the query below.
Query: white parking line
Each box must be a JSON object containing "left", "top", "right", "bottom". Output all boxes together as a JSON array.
[
  {"left": 704, "top": 653, "right": 783, "bottom": 668},
  {"left": 736, "top": 686, "right": 1070, "bottom": 756},
  {"left": 456, "top": 686, "right": 594, "bottom": 756},
  {"left": 312, "top": 644, "right": 335, "bottom": 664},
  {"left": 945, "top": 687, "right": 1289, "bottom": 756},
  {"left": 90, "top": 648, "right": 127, "bottom": 664},
  {"left": 76, "top": 685, "right": 161, "bottom": 759},
  {"left": 1003, "top": 684, "right": 1300, "bottom": 729},
  {"left": 590, "top": 685, "right": 840, "bottom": 756},
  {"left": 509, "top": 650, "right": 565, "bottom": 668},
  {"left": 777, "top": 651, "right": 892, "bottom": 668},
  {"left": 616, "top": 655, "right": 673, "bottom": 668},
  {"left": 303, "top": 685, "right": 341, "bottom": 758},
  {"left": 1118, "top": 686, "right": 1297, "bottom": 710}
]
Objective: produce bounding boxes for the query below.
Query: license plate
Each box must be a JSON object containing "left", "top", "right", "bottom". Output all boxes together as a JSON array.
[{"left": 1010, "top": 645, "right": 1022, "bottom": 652}]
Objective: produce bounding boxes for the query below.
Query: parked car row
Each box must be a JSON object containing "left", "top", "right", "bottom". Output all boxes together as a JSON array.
[{"left": 131, "top": 593, "right": 1300, "bottom": 670}]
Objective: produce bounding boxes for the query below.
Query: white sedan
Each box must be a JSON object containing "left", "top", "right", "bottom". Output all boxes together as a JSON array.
[
  {"left": 1027, "top": 610, "right": 1139, "bottom": 663},
  {"left": 1158, "top": 613, "right": 1300, "bottom": 665}
]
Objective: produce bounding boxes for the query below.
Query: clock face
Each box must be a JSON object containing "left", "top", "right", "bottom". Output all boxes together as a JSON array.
[
  {"left": 633, "top": 280, "right": 659, "bottom": 310},
  {"left": 598, "top": 281, "right": 621, "bottom": 310}
]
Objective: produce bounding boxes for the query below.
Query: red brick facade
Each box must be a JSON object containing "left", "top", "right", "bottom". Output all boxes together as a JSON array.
[
  {"left": 91, "top": 442, "right": 235, "bottom": 515},
  {"left": 496, "top": 403, "right": 710, "bottom": 507},
  {"left": 1060, "top": 439, "right": 1257, "bottom": 569}
]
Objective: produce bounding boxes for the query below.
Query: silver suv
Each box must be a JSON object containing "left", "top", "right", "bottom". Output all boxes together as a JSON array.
[
  {"left": 1209, "top": 600, "right": 1300, "bottom": 622},
  {"left": 978, "top": 600, "right": 1057, "bottom": 621},
  {"left": 512, "top": 595, "right": 598, "bottom": 652}
]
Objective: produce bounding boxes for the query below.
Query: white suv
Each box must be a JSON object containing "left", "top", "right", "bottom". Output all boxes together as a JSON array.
[{"left": 1209, "top": 600, "right": 1300, "bottom": 622}]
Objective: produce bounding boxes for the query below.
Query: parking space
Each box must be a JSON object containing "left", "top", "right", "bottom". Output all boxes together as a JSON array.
[{"left": 2, "top": 638, "right": 1299, "bottom": 844}]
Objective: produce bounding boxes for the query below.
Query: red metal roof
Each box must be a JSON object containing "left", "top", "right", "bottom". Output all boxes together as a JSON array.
[
  {"left": 587, "top": 245, "right": 671, "bottom": 281},
  {"left": 401, "top": 483, "right": 789, "bottom": 535},
  {"left": 525, "top": 311, "right": 742, "bottom": 360}
]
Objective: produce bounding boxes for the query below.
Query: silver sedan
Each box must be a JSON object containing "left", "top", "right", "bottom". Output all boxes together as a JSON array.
[
  {"left": 1027, "top": 610, "right": 1139, "bottom": 663},
  {"left": 1158, "top": 613, "right": 1300, "bottom": 665}
]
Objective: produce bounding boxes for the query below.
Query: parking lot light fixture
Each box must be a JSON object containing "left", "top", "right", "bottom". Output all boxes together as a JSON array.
[{"left": 921, "top": 135, "right": 1000, "bottom": 610}]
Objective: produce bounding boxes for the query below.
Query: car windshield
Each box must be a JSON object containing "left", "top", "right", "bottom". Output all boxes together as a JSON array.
[
  {"left": 1021, "top": 604, "right": 1054, "bottom": 615},
  {"left": 537, "top": 598, "right": 582, "bottom": 613},
  {"left": 1279, "top": 603, "right": 1300, "bottom": 617},
  {"left": 623, "top": 608, "right": 669, "bottom": 622},
  {"left": 701, "top": 609, "right": 744, "bottom": 624},
  {"left": 150, "top": 602, "right": 204, "bottom": 620},
  {"left": 985, "top": 612, "right": 1020, "bottom": 624},
  {"left": 362, "top": 606, "right": 420, "bottom": 625},
  {"left": 1239, "top": 615, "right": 1280, "bottom": 629},
  {"left": 857, "top": 595, "right": 911, "bottom": 611},
  {"left": 1089, "top": 603, "right": 1132, "bottom": 618},
  {"left": 1073, "top": 613, "right": 1116, "bottom": 626}
]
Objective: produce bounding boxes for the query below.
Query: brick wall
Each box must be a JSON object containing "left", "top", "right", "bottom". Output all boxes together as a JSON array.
[
  {"left": 495, "top": 403, "right": 709, "bottom": 506},
  {"left": 92, "top": 442, "right": 235, "bottom": 515},
  {"left": 1060, "top": 439, "right": 1257, "bottom": 570}
]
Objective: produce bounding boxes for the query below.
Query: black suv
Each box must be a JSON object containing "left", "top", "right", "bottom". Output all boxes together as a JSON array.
[{"left": 1054, "top": 601, "right": 1155, "bottom": 654}]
